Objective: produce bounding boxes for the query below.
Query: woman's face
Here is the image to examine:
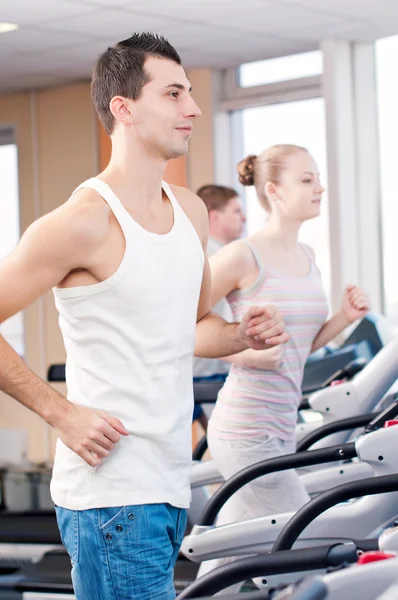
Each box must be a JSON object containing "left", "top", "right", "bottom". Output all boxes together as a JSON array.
[{"left": 271, "top": 151, "right": 325, "bottom": 222}]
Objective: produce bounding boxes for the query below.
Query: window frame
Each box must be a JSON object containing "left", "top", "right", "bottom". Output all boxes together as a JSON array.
[
  {"left": 0, "top": 125, "right": 25, "bottom": 355},
  {"left": 221, "top": 66, "right": 322, "bottom": 111}
]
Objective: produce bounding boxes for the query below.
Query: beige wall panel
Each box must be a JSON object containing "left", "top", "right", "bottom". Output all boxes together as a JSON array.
[
  {"left": 186, "top": 69, "right": 214, "bottom": 193},
  {"left": 0, "top": 82, "right": 98, "bottom": 463}
]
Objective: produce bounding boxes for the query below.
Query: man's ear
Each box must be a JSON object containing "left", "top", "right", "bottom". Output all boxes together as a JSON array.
[
  {"left": 208, "top": 209, "right": 219, "bottom": 227},
  {"left": 109, "top": 96, "right": 134, "bottom": 126}
]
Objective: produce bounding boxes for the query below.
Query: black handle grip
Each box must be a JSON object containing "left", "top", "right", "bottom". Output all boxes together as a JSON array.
[
  {"left": 273, "top": 473, "right": 398, "bottom": 552},
  {"left": 192, "top": 435, "right": 208, "bottom": 461},
  {"left": 198, "top": 442, "right": 357, "bottom": 526},
  {"left": 297, "top": 393, "right": 398, "bottom": 452},
  {"left": 178, "top": 543, "right": 355, "bottom": 598},
  {"left": 296, "top": 412, "right": 378, "bottom": 452}
]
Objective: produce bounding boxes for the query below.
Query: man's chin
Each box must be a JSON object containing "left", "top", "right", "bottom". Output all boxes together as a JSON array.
[{"left": 165, "top": 143, "right": 189, "bottom": 160}]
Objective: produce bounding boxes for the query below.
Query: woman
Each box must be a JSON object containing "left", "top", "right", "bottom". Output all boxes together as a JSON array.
[{"left": 207, "top": 144, "right": 370, "bottom": 527}]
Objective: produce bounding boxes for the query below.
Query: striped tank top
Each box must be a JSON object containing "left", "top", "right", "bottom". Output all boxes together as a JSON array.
[{"left": 209, "top": 241, "right": 329, "bottom": 441}]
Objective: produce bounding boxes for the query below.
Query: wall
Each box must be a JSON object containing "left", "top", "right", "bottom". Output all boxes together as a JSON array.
[
  {"left": 0, "top": 82, "right": 98, "bottom": 463},
  {"left": 0, "top": 92, "right": 45, "bottom": 463},
  {"left": 186, "top": 69, "right": 214, "bottom": 192}
]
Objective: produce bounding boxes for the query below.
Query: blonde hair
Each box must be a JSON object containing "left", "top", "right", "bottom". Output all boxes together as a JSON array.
[{"left": 237, "top": 144, "right": 308, "bottom": 211}]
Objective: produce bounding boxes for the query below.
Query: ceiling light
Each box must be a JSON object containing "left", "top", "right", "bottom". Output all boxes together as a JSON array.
[{"left": 0, "top": 23, "right": 19, "bottom": 34}]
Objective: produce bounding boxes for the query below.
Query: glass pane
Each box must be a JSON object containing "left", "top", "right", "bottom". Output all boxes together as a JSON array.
[
  {"left": 240, "top": 97, "right": 331, "bottom": 303},
  {"left": 239, "top": 51, "right": 323, "bottom": 88},
  {"left": 0, "top": 143, "right": 24, "bottom": 355},
  {"left": 375, "top": 35, "right": 398, "bottom": 325}
]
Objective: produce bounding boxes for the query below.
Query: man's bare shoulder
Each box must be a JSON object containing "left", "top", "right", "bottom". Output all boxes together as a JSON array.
[
  {"left": 63, "top": 187, "right": 112, "bottom": 240},
  {"left": 169, "top": 185, "right": 208, "bottom": 232},
  {"left": 38, "top": 187, "right": 111, "bottom": 253}
]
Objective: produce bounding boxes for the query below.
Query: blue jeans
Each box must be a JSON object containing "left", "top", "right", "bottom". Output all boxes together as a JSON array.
[{"left": 55, "top": 503, "right": 187, "bottom": 600}]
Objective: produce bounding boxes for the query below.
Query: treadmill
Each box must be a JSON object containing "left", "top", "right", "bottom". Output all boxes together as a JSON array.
[
  {"left": 0, "top": 548, "right": 200, "bottom": 599},
  {"left": 0, "top": 511, "right": 61, "bottom": 569},
  {"left": 301, "top": 313, "right": 386, "bottom": 394}
]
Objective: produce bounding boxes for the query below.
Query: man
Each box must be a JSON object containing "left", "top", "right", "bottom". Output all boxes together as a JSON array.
[
  {"left": 193, "top": 185, "right": 245, "bottom": 429},
  {"left": 0, "top": 33, "right": 288, "bottom": 600}
]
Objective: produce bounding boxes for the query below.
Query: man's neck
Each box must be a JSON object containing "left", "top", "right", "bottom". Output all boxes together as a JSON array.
[
  {"left": 209, "top": 233, "right": 228, "bottom": 246},
  {"left": 100, "top": 137, "right": 167, "bottom": 211}
]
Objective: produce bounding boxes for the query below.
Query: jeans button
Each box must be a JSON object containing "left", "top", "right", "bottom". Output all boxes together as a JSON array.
[
  {"left": 105, "top": 533, "right": 112, "bottom": 541},
  {"left": 128, "top": 513, "right": 135, "bottom": 521},
  {"left": 116, "top": 525, "right": 123, "bottom": 532}
]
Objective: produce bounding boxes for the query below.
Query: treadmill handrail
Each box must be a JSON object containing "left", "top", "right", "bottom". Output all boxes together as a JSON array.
[
  {"left": 296, "top": 412, "right": 378, "bottom": 451},
  {"left": 192, "top": 435, "right": 208, "bottom": 461},
  {"left": 198, "top": 442, "right": 357, "bottom": 526},
  {"left": 182, "top": 579, "right": 328, "bottom": 600},
  {"left": 272, "top": 473, "right": 398, "bottom": 552},
  {"left": 337, "top": 336, "right": 398, "bottom": 414},
  {"left": 177, "top": 542, "right": 355, "bottom": 598}
]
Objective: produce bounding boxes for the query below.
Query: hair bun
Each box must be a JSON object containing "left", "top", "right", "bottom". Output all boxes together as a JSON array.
[{"left": 237, "top": 155, "right": 256, "bottom": 186}]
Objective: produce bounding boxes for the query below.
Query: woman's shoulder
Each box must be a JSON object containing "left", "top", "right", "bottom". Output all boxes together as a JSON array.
[
  {"left": 212, "top": 238, "right": 256, "bottom": 267},
  {"left": 299, "top": 242, "right": 316, "bottom": 261},
  {"left": 210, "top": 238, "right": 260, "bottom": 289}
]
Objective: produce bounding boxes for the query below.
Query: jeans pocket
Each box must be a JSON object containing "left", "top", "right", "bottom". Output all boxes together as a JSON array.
[
  {"left": 98, "top": 505, "right": 142, "bottom": 553},
  {"left": 55, "top": 506, "right": 79, "bottom": 566},
  {"left": 98, "top": 506, "right": 127, "bottom": 530}
]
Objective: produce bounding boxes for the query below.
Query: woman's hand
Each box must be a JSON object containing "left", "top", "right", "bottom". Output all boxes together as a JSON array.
[{"left": 341, "top": 284, "right": 371, "bottom": 324}]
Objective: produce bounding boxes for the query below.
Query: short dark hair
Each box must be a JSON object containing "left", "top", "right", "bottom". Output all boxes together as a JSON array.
[
  {"left": 92, "top": 32, "right": 181, "bottom": 135},
  {"left": 196, "top": 185, "right": 239, "bottom": 212}
]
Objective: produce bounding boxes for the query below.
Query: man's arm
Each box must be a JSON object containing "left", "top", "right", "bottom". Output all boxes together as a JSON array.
[
  {"left": 194, "top": 260, "right": 287, "bottom": 357},
  {"left": 0, "top": 193, "right": 128, "bottom": 466},
  {"left": 218, "top": 346, "right": 284, "bottom": 370},
  {"left": 188, "top": 195, "right": 288, "bottom": 357}
]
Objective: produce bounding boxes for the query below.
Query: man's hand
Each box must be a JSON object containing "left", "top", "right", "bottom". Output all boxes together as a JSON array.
[
  {"left": 55, "top": 405, "right": 130, "bottom": 467},
  {"left": 242, "top": 345, "right": 284, "bottom": 370},
  {"left": 239, "top": 305, "right": 289, "bottom": 350}
]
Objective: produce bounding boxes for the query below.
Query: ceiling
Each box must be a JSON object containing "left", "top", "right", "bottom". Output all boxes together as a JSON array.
[{"left": 0, "top": 0, "right": 397, "bottom": 94}]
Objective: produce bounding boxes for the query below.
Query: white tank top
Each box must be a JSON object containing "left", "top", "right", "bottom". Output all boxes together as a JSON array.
[{"left": 50, "top": 178, "right": 204, "bottom": 510}]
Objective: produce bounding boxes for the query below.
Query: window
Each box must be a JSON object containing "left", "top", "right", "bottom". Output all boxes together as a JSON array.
[
  {"left": 239, "top": 97, "right": 331, "bottom": 302},
  {"left": 375, "top": 35, "right": 398, "bottom": 324},
  {"left": 239, "top": 51, "right": 323, "bottom": 88},
  {"left": 0, "top": 132, "right": 24, "bottom": 355}
]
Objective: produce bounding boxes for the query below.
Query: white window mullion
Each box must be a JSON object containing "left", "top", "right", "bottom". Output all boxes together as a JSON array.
[
  {"left": 322, "top": 40, "right": 383, "bottom": 314},
  {"left": 353, "top": 43, "right": 383, "bottom": 313},
  {"left": 322, "top": 40, "right": 360, "bottom": 314}
]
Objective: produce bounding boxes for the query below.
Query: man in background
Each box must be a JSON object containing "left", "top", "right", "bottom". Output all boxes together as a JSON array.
[{"left": 193, "top": 185, "right": 246, "bottom": 429}]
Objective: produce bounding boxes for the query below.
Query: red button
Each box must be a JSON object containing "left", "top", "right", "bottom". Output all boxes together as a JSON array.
[
  {"left": 383, "top": 420, "right": 398, "bottom": 428},
  {"left": 357, "top": 551, "right": 396, "bottom": 564},
  {"left": 330, "top": 380, "right": 345, "bottom": 386}
]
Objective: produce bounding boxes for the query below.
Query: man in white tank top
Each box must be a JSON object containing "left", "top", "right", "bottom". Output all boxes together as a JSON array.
[{"left": 0, "top": 33, "right": 288, "bottom": 600}]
